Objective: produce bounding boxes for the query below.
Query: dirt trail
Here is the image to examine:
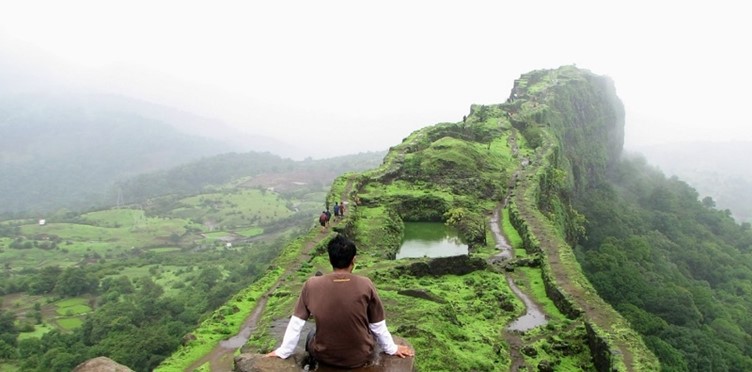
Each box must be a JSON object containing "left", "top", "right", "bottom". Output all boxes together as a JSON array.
[
  {"left": 489, "top": 203, "right": 552, "bottom": 371},
  {"left": 186, "top": 178, "right": 355, "bottom": 371}
]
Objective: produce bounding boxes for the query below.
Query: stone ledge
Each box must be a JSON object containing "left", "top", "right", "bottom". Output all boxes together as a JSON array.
[{"left": 235, "top": 337, "right": 414, "bottom": 372}]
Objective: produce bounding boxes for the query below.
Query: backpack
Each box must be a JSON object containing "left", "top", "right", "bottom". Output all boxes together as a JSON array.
[{"left": 319, "top": 213, "right": 327, "bottom": 223}]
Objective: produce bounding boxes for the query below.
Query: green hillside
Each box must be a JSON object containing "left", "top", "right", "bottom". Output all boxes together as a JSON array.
[
  {"left": 0, "top": 93, "right": 235, "bottom": 215},
  {"left": 0, "top": 151, "right": 382, "bottom": 371},
  {"left": 575, "top": 156, "right": 752, "bottom": 370}
]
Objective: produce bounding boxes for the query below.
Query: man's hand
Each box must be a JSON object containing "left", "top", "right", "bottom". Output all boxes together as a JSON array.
[
  {"left": 392, "top": 344, "right": 415, "bottom": 358},
  {"left": 265, "top": 350, "right": 280, "bottom": 358}
]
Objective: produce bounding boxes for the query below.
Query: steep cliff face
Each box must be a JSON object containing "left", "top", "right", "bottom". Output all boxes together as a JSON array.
[
  {"left": 495, "top": 66, "right": 628, "bottom": 248},
  {"left": 507, "top": 65, "right": 625, "bottom": 192}
]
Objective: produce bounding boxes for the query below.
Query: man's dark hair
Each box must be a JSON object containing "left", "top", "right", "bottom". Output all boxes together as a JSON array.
[{"left": 327, "top": 234, "right": 357, "bottom": 269}]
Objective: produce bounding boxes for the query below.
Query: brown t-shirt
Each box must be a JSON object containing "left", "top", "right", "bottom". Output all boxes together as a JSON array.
[{"left": 294, "top": 272, "right": 386, "bottom": 368}]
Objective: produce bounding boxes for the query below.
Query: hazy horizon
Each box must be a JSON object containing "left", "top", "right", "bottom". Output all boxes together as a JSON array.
[{"left": 2, "top": 1, "right": 751, "bottom": 159}]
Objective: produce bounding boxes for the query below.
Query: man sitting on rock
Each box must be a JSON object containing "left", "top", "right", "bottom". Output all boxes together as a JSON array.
[{"left": 267, "top": 234, "right": 414, "bottom": 368}]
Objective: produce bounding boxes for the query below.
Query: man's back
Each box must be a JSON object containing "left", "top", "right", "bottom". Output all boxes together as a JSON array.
[
  {"left": 295, "top": 272, "right": 385, "bottom": 368},
  {"left": 268, "top": 234, "right": 414, "bottom": 366}
]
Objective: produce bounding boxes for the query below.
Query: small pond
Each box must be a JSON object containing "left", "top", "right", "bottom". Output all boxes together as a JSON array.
[{"left": 396, "top": 222, "right": 468, "bottom": 259}]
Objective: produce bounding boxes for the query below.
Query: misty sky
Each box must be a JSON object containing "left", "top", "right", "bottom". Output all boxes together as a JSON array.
[{"left": 1, "top": 0, "right": 750, "bottom": 159}]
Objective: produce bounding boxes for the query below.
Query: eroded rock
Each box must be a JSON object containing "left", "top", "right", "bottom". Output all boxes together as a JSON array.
[
  {"left": 395, "top": 255, "right": 487, "bottom": 277},
  {"left": 521, "top": 345, "right": 538, "bottom": 357},
  {"left": 72, "top": 357, "right": 134, "bottom": 372}
]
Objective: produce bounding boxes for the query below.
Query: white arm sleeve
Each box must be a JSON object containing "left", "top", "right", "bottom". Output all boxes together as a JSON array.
[
  {"left": 273, "top": 316, "right": 306, "bottom": 358},
  {"left": 369, "top": 320, "right": 398, "bottom": 355}
]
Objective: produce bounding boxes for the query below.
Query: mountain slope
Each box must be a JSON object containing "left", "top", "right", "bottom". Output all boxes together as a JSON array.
[
  {"left": 575, "top": 154, "right": 752, "bottom": 370},
  {"left": 0, "top": 93, "right": 241, "bottom": 215}
]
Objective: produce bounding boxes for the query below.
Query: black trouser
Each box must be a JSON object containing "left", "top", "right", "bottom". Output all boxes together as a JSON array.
[{"left": 305, "top": 328, "right": 316, "bottom": 353}]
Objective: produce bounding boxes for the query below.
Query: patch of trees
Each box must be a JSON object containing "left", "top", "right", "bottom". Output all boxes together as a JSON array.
[
  {"left": 0, "top": 309, "right": 19, "bottom": 360},
  {"left": 0, "top": 240, "right": 284, "bottom": 370},
  {"left": 574, "top": 155, "right": 752, "bottom": 371}
]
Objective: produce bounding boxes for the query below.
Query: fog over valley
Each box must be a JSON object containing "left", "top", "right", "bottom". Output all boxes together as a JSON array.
[{"left": 2, "top": 1, "right": 751, "bottom": 218}]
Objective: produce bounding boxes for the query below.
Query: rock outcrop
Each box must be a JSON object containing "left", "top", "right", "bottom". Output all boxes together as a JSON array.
[{"left": 73, "top": 357, "right": 134, "bottom": 372}]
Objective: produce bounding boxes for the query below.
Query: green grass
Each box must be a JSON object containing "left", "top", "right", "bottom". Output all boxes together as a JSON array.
[
  {"left": 148, "top": 247, "right": 182, "bottom": 253},
  {"left": 174, "top": 189, "right": 293, "bottom": 227},
  {"left": 236, "top": 227, "right": 263, "bottom": 237},
  {"left": 55, "top": 298, "right": 87, "bottom": 307},
  {"left": 17, "top": 322, "right": 54, "bottom": 340},
  {"left": 55, "top": 298, "right": 91, "bottom": 316},
  {"left": 56, "top": 317, "right": 83, "bottom": 330},
  {"left": 502, "top": 207, "right": 527, "bottom": 258},
  {"left": 375, "top": 271, "right": 518, "bottom": 371},
  {"left": 0, "top": 362, "right": 20, "bottom": 371},
  {"left": 21, "top": 222, "right": 113, "bottom": 241},
  {"left": 1, "top": 174, "right": 305, "bottom": 275},
  {"left": 4, "top": 210, "right": 197, "bottom": 273},
  {"left": 203, "top": 231, "right": 233, "bottom": 239},
  {"left": 517, "top": 267, "right": 566, "bottom": 322},
  {"left": 0, "top": 247, "right": 78, "bottom": 270},
  {"left": 80, "top": 208, "right": 147, "bottom": 227}
]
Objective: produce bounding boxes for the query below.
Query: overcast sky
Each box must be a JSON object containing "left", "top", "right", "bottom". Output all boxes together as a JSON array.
[{"left": 1, "top": 0, "right": 749, "bottom": 159}]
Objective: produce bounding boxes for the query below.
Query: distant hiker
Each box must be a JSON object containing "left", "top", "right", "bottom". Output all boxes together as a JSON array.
[
  {"left": 267, "top": 234, "right": 414, "bottom": 368},
  {"left": 319, "top": 211, "right": 328, "bottom": 232},
  {"left": 324, "top": 210, "right": 332, "bottom": 227},
  {"left": 463, "top": 115, "right": 467, "bottom": 123},
  {"left": 339, "top": 201, "right": 345, "bottom": 218},
  {"left": 333, "top": 203, "right": 340, "bottom": 222}
]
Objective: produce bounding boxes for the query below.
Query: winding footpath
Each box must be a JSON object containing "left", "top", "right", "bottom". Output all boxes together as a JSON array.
[
  {"left": 186, "top": 178, "right": 356, "bottom": 371},
  {"left": 489, "top": 205, "right": 549, "bottom": 371}
]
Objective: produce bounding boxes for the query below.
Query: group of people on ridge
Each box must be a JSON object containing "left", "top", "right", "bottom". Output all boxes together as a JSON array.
[{"left": 319, "top": 201, "right": 345, "bottom": 232}]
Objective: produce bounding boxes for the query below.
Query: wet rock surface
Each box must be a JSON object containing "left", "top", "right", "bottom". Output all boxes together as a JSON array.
[
  {"left": 394, "top": 255, "right": 486, "bottom": 277},
  {"left": 537, "top": 359, "right": 555, "bottom": 372},
  {"left": 521, "top": 345, "right": 538, "bottom": 357}
]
